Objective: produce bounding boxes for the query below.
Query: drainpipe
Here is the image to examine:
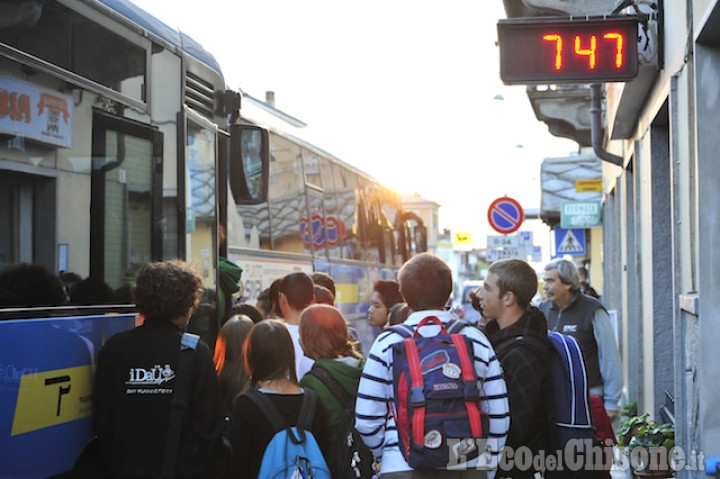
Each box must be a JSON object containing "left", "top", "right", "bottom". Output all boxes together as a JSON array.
[{"left": 590, "top": 83, "right": 623, "bottom": 166}]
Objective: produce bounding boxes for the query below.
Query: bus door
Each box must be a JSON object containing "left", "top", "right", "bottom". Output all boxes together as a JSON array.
[
  {"left": 91, "top": 111, "right": 163, "bottom": 291},
  {"left": 180, "top": 111, "right": 220, "bottom": 344}
]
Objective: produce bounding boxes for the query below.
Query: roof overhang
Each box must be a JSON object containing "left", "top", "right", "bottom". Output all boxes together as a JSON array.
[{"left": 540, "top": 154, "right": 602, "bottom": 226}]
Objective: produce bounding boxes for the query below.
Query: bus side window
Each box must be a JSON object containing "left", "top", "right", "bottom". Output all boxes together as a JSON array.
[
  {"left": 333, "top": 167, "right": 358, "bottom": 260},
  {"left": 230, "top": 125, "right": 269, "bottom": 203},
  {"left": 396, "top": 211, "right": 427, "bottom": 259},
  {"left": 414, "top": 225, "right": 428, "bottom": 253}
]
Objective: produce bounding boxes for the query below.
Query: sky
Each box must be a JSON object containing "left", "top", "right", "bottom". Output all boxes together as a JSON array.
[{"left": 130, "top": 0, "right": 578, "bottom": 251}]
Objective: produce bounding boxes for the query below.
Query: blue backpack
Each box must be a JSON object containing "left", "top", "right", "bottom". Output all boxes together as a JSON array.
[
  {"left": 545, "top": 332, "right": 594, "bottom": 438},
  {"left": 390, "top": 316, "right": 490, "bottom": 469},
  {"left": 245, "top": 389, "right": 331, "bottom": 479},
  {"left": 496, "top": 330, "right": 595, "bottom": 474}
]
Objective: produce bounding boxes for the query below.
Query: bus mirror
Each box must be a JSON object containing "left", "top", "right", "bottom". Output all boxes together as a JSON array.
[{"left": 230, "top": 124, "right": 269, "bottom": 203}]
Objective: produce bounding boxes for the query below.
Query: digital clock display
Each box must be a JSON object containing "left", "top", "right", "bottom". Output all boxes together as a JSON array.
[{"left": 497, "top": 16, "right": 639, "bottom": 84}]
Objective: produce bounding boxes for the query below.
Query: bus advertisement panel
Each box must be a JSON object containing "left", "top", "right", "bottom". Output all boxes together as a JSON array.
[{"left": 0, "top": 314, "right": 136, "bottom": 478}]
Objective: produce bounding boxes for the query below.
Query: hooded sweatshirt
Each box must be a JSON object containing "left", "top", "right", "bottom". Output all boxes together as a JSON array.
[
  {"left": 299, "top": 357, "right": 364, "bottom": 451},
  {"left": 218, "top": 257, "right": 243, "bottom": 321}
]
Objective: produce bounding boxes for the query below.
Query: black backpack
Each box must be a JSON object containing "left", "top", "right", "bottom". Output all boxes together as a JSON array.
[{"left": 306, "top": 365, "right": 374, "bottom": 479}]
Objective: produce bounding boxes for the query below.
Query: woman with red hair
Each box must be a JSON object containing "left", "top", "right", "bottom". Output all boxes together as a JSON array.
[
  {"left": 213, "top": 314, "right": 254, "bottom": 414},
  {"left": 299, "top": 305, "right": 365, "bottom": 475}
]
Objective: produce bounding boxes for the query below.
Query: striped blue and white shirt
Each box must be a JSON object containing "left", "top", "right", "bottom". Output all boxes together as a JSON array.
[{"left": 355, "top": 310, "right": 510, "bottom": 476}]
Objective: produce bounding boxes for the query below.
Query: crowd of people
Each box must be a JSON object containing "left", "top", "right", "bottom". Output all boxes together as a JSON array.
[
  {"left": 0, "top": 253, "right": 621, "bottom": 478},
  {"left": 0, "top": 263, "right": 125, "bottom": 308}
]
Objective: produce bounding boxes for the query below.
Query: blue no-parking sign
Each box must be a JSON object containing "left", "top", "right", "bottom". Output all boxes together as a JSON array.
[{"left": 487, "top": 197, "right": 524, "bottom": 234}]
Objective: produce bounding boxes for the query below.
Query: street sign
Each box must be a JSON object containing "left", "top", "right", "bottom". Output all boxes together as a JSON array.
[
  {"left": 485, "top": 242, "right": 536, "bottom": 262},
  {"left": 519, "top": 231, "right": 533, "bottom": 245},
  {"left": 487, "top": 235, "right": 522, "bottom": 248},
  {"left": 487, "top": 197, "right": 524, "bottom": 234},
  {"left": 561, "top": 201, "right": 602, "bottom": 228},
  {"left": 575, "top": 179, "right": 603, "bottom": 192},
  {"left": 486, "top": 246, "right": 529, "bottom": 262},
  {"left": 454, "top": 231, "right": 472, "bottom": 246},
  {"left": 554, "top": 227, "right": 586, "bottom": 256}
]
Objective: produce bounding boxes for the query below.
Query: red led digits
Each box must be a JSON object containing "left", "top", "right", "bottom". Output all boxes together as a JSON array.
[
  {"left": 543, "top": 34, "right": 563, "bottom": 70},
  {"left": 498, "top": 17, "right": 639, "bottom": 84},
  {"left": 603, "top": 32, "right": 624, "bottom": 68},
  {"left": 574, "top": 35, "right": 598, "bottom": 69},
  {"left": 544, "top": 33, "right": 622, "bottom": 71}
]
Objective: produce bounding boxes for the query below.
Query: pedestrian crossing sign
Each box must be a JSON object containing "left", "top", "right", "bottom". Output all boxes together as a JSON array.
[{"left": 553, "top": 227, "right": 586, "bottom": 256}]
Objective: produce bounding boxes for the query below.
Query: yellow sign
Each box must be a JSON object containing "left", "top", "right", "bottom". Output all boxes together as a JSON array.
[
  {"left": 12, "top": 365, "right": 94, "bottom": 436},
  {"left": 454, "top": 232, "right": 472, "bottom": 245},
  {"left": 575, "top": 179, "right": 603, "bottom": 192}
]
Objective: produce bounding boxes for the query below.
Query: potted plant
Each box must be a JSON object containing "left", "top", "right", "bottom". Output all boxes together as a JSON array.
[{"left": 618, "top": 407, "right": 675, "bottom": 478}]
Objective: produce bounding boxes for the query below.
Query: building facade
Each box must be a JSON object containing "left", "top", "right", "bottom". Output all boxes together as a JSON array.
[{"left": 501, "top": 0, "right": 720, "bottom": 472}]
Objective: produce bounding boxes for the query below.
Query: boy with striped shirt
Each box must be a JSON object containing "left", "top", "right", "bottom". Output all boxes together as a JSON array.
[{"left": 355, "top": 253, "right": 510, "bottom": 478}]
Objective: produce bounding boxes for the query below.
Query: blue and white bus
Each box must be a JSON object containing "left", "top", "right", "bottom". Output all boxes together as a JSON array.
[
  {"left": 0, "top": 0, "right": 261, "bottom": 476},
  {"left": 0, "top": 1, "right": 425, "bottom": 476},
  {"left": 227, "top": 95, "right": 427, "bottom": 349}
]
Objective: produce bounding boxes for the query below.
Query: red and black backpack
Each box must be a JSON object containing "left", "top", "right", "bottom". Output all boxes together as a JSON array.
[{"left": 390, "top": 316, "right": 489, "bottom": 469}]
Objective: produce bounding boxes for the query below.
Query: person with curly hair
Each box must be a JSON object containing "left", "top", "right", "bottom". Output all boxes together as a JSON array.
[{"left": 93, "top": 260, "right": 229, "bottom": 478}]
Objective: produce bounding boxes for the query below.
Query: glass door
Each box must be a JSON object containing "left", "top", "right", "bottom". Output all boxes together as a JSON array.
[
  {"left": 184, "top": 119, "right": 217, "bottom": 287},
  {"left": 91, "top": 111, "right": 163, "bottom": 292},
  {"left": 180, "top": 113, "right": 220, "bottom": 344}
]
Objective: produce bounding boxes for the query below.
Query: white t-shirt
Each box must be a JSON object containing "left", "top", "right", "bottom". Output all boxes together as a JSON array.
[{"left": 284, "top": 323, "right": 314, "bottom": 380}]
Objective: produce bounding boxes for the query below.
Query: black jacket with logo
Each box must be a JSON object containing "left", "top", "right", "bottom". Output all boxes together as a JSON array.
[{"left": 93, "top": 322, "right": 228, "bottom": 478}]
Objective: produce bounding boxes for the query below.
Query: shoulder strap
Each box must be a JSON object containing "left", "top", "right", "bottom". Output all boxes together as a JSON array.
[
  {"left": 389, "top": 323, "right": 414, "bottom": 338},
  {"left": 494, "top": 334, "right": 548, "bottom": 358},
  {"left": 445, "top": 318, "right": 468, "bottom": 335},
  {"left": 245, "top": 388, "right": 318, "bottom": 440},
  {"left": 297, "top": 388, "right": 318, "bottom": 431},
  {"left": 306, "top": 365, "right": 352, "bottom": 407},
  {"left": 160, "top": 332, "right": 199, "bottom": 479},
  {"left": 493, "top": 336, "right": 520, "bottom": 357},
  {"left": 180, "top": 332, "right": 200, "bottom": 350},
  {"left": 390, "top": 316, "right": 466, "bottom": 338},
  {"left": 449, "top": 334, "right": 485, "bottom": 438},
  {"left": 245, "top": 389, "right": 287, "bottom": 433}
]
